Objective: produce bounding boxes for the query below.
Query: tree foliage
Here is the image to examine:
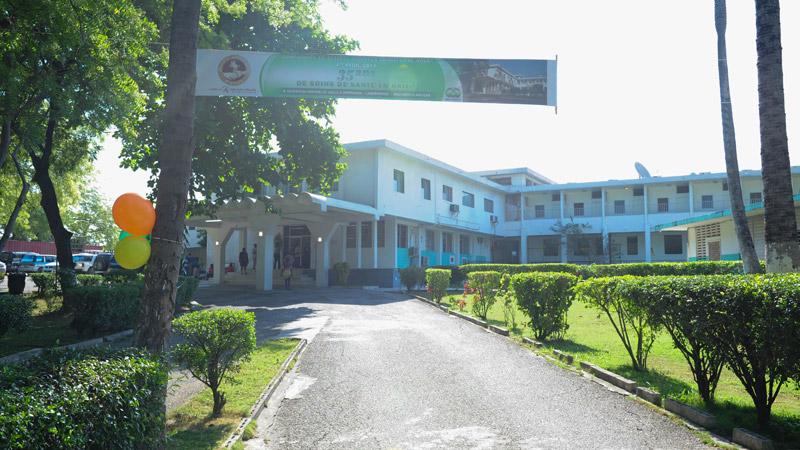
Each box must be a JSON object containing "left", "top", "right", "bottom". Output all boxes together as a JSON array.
[{"left": 510, "top": 272, "right": 577, "bottom": 340}]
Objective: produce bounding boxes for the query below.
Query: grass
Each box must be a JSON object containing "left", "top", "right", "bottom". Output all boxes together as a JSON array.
[
  {"left": 166, "top": 338, "right": 298, "bottom": 449},
  {"left": 0, "top": 296, "right": 90, "bottom": 357},
  {"left": 420, "top": 290, "right": 800, "bottom": 448}
]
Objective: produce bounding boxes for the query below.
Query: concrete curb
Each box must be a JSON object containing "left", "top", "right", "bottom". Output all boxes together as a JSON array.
[
  {"left": 449, "top": 310, "right": 488, "bottom": 328},
  {"left": 664, "top": 398, "right": 718, "bottom": 430},
  {"left": 733, "top": 428, "right": 773, "bottom": 450},
  {"left": 222, "top": 338, "right": 308, "bottom": 449},
  {"left": 552, "top": 349, "right": 574, "bottom": 365},
  {"left": 581, "top": 361, "right": 637, "bottom": 393},
  {"left": 522, "top": 337, "right": 543, "bottom": 348},
  {"left": 635, "top": 386, "right": 662, "bottom": 407},
  {"left": 0, "top": 329, "right": 135, "bottom": 366},
  {"left": 488, "top": 325, "right": 509, "bottom": 336}
]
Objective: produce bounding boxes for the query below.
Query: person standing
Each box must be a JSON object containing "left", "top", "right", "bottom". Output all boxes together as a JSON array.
[
  {"left": 282, "top": 254, "right": 293, "bottom": 290},
  {"left": 252, "top": 243, "right": 257, "bottom": 271},
  {"left": 273, "top": 244, "right": 281, "bottom": 269},
  {"left": 239, "top": 247, "right": 249, "bottom": 275}
]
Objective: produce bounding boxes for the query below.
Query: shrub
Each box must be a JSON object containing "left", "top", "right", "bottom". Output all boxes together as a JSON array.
[
  {"left": 332, "top": 262, "right": 350, "bottom": 285},
  {"left": 172, "top": 309, "right": 257, "bottom": 417},
  {"left": 175, "top": 276, "right": 200, "bottom": 310},
  {"left": 398, "top": 267, "right": 425, "bottom": 292},
  {"left": 461, "top": 263, "right": 582, "bottom": 278},
  {"left": 65, "top": 282, "right": 142, "bottom": 337},
  {"left": 499, "top": 274, "right": 518, "bottom": 330},
  {"left": 28, "top": 273, "right": 55, "bottom": 295},
  {"left": 425, "top": 269, "right": 450, "bottom": 303},
  {"left": 510, "top": 272, "right": 577, "bottom": 340},
  {"left": 583, "top": 261, "right": 748, "bottom": 278},
  {"left": 430, "top": 265, "right": 467, "bottom": 287},
  {"left": 467, "top": 271, "right": 502, "bottom": 321},
  {"left": 576, "top": 277, "right": 661, "bottom": 372},
  {"left": 76, "top": 274, "right": 104, "bottom": 286},
  {"left": 0, "top": 347, "right": 169, "bottom": 449},
  {"left": 104, "top": 269, "right": 142, "bottom": 284},
  {"left": 0, "top": 295, "right": 35, "bottom": 338},
  {"left": 56, "top": 268, "right": 78, "bottom": 291}
]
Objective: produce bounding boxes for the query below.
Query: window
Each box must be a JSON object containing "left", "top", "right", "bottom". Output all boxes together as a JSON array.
[
  {"left": 484, "top": 198, "right": 494, "bottom": 213},
  {"left": 442, "top": 185, "right": 453, "bottom": 202},
  {"left": 377, "top": 220, "right": 385, "bottom": 247},
  {"left": 551, "top": 193, "right": 561, "bottom": 202},
  {"left": 494, "top": 177, "right": 512, "bottom": 186},
  {"left": 627, "top": 236, "right": 638, "bottom": 255},
  {"left": 657, "top": 198, "right": 669, "bottom": 213},
  {"left": 421, "top": 178, "right": 431, "bottom": 200},
  {"left": 614, "top": 200, "right": 625, "bottom": 214},
  {"left": 462, "top": 191, "right": 475, "bottom": 208},
  {"left": 425, "top": 230, "right": 435, "bottom": 252},
  {"left": 573, "top": 202, "right": 584, "bottom": 216},
  {"left": 505, "top": 193, "right": 520, "bottom": 206},
  {"left": 361, "top": 222, "right": 372, "bottom": 248},
  {"left": 677, "top": 185, "right": 689, "bottom": 194},
  {"left": 397, "top": 224, "right": 408, "bottom": 248},
  {"left": 330, "top": 181, "right": 339, "bottom": 192},
  {"left": 535, "top": 205, "right": 545, "bottom": 218},
  {"left": 442, "top": 232, "right": 453, "bottom": 253},
  {"left": 750, "top": 192, "right": 762, "bottom": 205},
  {"left": 702, "top": 195, "right": 714, "bottom": 209},
  {"left": 393, "top": 170, "right": 404, "bottom": 193},
  {"left": 633, "top": 187, "right": 644, "bottom": 196},
  {"left": 664, "top": 235, "right": 683, "bottom": 254},
  {"left": 592, "top": 190, "right": 602, "bottom": 199},
  {"left": 459, "top": 235, "right": 470, "bottom": 254},
  {"left": 526, "top": 178, "right": 534, "bottom": 186},
  {"left": 346, "top": 223, "right": 356, "bottom": 248},
  {"left": 543, "top": 238, "right": 559, "bottom": 257},
  {"left": 722, "top": 182, "right": 728, "bottom": 191}
]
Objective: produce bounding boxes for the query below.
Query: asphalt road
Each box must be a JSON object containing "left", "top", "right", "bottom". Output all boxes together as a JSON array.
[{"left": 192, "top": 286, "right": 709, "bottom": 450}]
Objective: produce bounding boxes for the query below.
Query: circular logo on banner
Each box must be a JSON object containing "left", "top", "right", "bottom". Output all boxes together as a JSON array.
[{"left": 218, "top": 55, "right": 250, "bottom": 86}]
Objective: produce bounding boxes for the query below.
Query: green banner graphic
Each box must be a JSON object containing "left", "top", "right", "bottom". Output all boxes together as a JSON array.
[{"left": 197, "top": 50, "right": 556, "bottom": 107}]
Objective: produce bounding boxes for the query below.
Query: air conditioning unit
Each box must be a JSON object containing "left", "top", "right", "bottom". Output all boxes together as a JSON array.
[
  {"left": 449, "top": 204, "right": 460, "bottom": 213},
  {"left": 408, "top": 246, "right": 417, "bottom": 257},
  {"left": 421, "top": 255, "right": 430, "bottom": 267},
  {"left": 461, "top": 258, "right": 470, "bottom": 265},
  {"left": 490, "top": 215, "right": 499, "bottom": 223},
  {"left": 449, "top": 255, "right": 456, "bottom": 264}
]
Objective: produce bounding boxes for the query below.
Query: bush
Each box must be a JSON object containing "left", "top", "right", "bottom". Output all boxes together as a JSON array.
[
  {"left": 28, "top": 273, "right": 55, "bottom": 295},
  {"left": 398, "top": 267, "right": 425, "bottom": 292},
  {"left": 64, "top": 282, "right": 142, "bottom": 337},
  {"left": 175, "top": 276, "right": 200, "bottom": 310},
  {"left": 0, "top": 295, "right": 35, "bottom": 338},
  {"left": 461, "top": 263, "right": 582, "bottom": 277},
  {"left": 430, "top": 265, "right": 467, "bottom": 287},
  {"left": 467, "top": 271, "right": 502, "bottom": 321},
  {"left": 498, "top": 274, "right": 518, "bottom": 330},
  {"left": 425, "top": 269, "right": 450, "bottom": 303},
  {"left": 76, "top": 274, "right": 104, "bottom": 286},
  {"left": 172, "top": 309, "right": 257, "bottom": 417},
  {"left": 510, "top": 272, "right": 577, "bottom": 340},
  {"left": 332, "top": 262, "right": 350, "bottom": 285},
  {"left": 104, "top": 269, "right": 142, "bottom": 284},
  {"left": 582, "top": 261, "right": 749, "bottom": 278},
  {"left": 0, "top": 347, "right": 169, "bottom": 449},
  {"left": 575, "top": 277, "right": 661, "bottom": 372}
]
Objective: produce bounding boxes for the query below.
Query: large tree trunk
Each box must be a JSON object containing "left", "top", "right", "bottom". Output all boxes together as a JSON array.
[
  {"left": 715, "top": 0, "right": 762, "bottom": 273},
  {"left": 29, "top": 107, "right": 74, "bottom": 270},
  {"left": 132, "top": 0, "right": 201, "bottom": 352},
  {"left": 755, "top": 0, "right": 800, "bottom": 272}
]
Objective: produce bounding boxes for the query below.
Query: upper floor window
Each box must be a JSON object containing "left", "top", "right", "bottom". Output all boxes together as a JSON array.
[
  {"left": 484, "top": 198, "right": 494, "bottom": 213},
  {"left": 425, "top": 230, "right": 435, "bottom": 252},
  {"left": 750, "top": 192, "right": 762, "bottom": 205},
  {"left": 421, "top": 178, "right": 431, "bottom": 200},
  {"left": 397, "top": 224, "right": 408, "bottom": 249},
  {"left": 702, "top": 195, "right": 714, "bottom": 209},
  {"left": 459, "top": 235, "right": 470, "bottom": 254},
  {"left": 462, "top": 191, "right": 475, "bottom": 208},
  {"left": 442, "top": 232, "right": 454, "bottom": 253},
  {"left": 535, "top": 205, "right": 545, "bottom": 218},
  {"left": 676, "top": 185, "right": 689, "bottom": 194},
  {"left": 614, "top": 200, "right": 625, "bottom": 214},
  {"left": 657, "top": 198, "right": 669, "bottom": 213},
  {"left": 574, "top": 202, "right": 584, "bottom": 216},
  {"left": 393, "top": 170, "right": 405, "bottom": 193},
  {"left": 592, "top": 190, "right": 602, "bottom": 199},
  {"left": 330, "top": 181, "right": 339, "bottom": 192},
  {"left": 346, "top": 223, "right": 356, "bottom": 248},
  {"left": 633, "top": 187, "right": 644, "bottom": 197},
  {"left": 443, "top": 185, "right": 453, "bottom": 202},
  {"left": 361, "top": 222, "right": 372, "bottom": 248}
]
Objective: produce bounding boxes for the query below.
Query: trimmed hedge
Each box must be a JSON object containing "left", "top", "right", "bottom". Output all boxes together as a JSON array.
[
  {"left": 64, "top": 282, "right": 142, "bottom": 337},
  {"left": 76, "top": 274, "right": 104, "bottom": 286},
  {"left": 425, "top": 268, "right": 450, "bottom": 302},
  {"left": 510, "top": 272, "right": 578, "bottom": 340},
  {"left": 398, "top": 267, "right": 426, "bottom": 292},
  {"left": 0, "top": 295, "right": 35, "bottom": 338},
  {"left": 332, "top": 262, "right": 350, "bottom": 285},
  {"left": 103, "top": 269, "right": 143, "bottom": 284},
  {"left": 28, "top": 273, "right": 56, "bottom": 295},
  {"left": 0, "top": 347, "right": 169, "bottom": 449},
  {"left": 453, "top": 261, "right": 749, "bottom": 280},
  {"left": 430, "top": 265, "right": 467, "bottom": 287}
]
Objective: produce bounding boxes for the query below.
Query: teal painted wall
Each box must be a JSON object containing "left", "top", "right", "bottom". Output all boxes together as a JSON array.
[
  {"left": 397, "top": 248, "right": 410, "bottom": 268},
  {"left": 475, "top": 255, "right": 488, "bottom": 263},
  {"left": 690, "top": 255, "right": 740, "bottom": 262},
  {"left": 421, "top": 250, "right": 438, "bottom": 266},
  {"left": 441, "top": 252, "right": 455, "bottom": 265},
  {"left": 460, "top": 254, "right": 471, "bottom": 264}
]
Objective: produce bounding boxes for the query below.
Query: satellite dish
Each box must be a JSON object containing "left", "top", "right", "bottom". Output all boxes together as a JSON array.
[{"left": 635, "top": 162, "right": 651, "bottom": 179}]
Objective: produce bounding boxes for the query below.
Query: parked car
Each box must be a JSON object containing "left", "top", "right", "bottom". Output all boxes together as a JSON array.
[
  {"left": 0, "top": 260, "right": 6, "bottom": 283},
  {"left": 92, "top": 252, "right": 121, "bottom": 274},
  {"left": 18, "top": 254, "right": 56, "bottom": 273},
  {"left": 72, "top": 253, "right": 99, "bottom": 274},
  {"left": 43, "top": 261, "right": 58, "bottom": 273},
  {"left": 1, "top": 251, "right": 35, "bottom": 273}
]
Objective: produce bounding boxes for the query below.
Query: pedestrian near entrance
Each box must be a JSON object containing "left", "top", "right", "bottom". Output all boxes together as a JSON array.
[
  {"left": 273, "top": 245, "right": 281, "bottom": 269},
  {"left": 252, "top": 243, "right": 257, "bottom": 270},
  {"left": 239, "top": 247, "right": 249, "bottom": 275},
  {"left": 282, "top": 254, "right": 293, "bottom": 290}
]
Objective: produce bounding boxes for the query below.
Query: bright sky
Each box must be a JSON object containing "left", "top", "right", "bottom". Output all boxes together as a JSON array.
[{"left": 97, "top": 0, "right": 800, "bottom": 201}]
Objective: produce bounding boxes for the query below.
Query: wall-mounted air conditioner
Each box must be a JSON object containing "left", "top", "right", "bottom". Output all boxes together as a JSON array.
[
  {"left": 449, "top": 255, "right": 456, "bottom": 264},
  {"left": 490, "top": 215, "right": 498, "bottom": 223},
  {"left": 421, "top": 255, "right": 430, "bottom": 267},
  {"left": 461, "top": 258, "right": 470, "bottom": 265},
  {"left": 449, "top": 204, "right": 460, "bottom": 213}
]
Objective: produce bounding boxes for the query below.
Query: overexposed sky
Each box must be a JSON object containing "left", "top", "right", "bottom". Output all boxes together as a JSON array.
[{"left": 97, "top": 0, "right": 800, "bottom": 201}]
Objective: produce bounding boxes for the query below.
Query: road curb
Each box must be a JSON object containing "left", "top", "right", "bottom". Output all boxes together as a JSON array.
[
  {"left": 222, "top": 338, "right": 308, "bottom": 449},
  {"left": 0, "top": 329, "right": 135, "bottom": 366}
]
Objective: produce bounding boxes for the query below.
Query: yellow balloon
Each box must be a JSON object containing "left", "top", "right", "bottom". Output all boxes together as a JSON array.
[{"left": 115, "top": 236, "right": 151, "bottom": 269}]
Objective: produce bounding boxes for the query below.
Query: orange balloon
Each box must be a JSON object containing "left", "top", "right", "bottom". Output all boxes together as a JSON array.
[{"left": 113, "top": 193, "right": 156, "bottom": 236}]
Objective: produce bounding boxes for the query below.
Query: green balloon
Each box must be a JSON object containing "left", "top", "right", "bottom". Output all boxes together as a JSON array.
[{"left": 119, "top": 230, "right": 151, "bottom": 242}]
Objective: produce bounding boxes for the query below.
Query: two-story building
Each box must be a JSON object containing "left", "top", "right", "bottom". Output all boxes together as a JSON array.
[{"left": 188, "top": 139, "right": 800, "bottom": 289}]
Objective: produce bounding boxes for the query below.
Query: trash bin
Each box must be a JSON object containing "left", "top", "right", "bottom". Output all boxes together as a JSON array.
[{"left": 8, "top": 273, "right": 25, "bottom": 295}]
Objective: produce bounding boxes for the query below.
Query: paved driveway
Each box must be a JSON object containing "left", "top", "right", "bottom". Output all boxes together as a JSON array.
[{"left": 193, "top": 285, "right": 708, "bottom": 449}]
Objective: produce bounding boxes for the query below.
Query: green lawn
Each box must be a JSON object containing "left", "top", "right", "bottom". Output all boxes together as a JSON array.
[
  {"left": 166, "top": 339, "right": 299, "bottom": 449},
  {"left": 0, "top": 297, "right": 88, "bottom": 357},
  {"left": 421, "top": 291, "right": 800, "bottom": 448}
]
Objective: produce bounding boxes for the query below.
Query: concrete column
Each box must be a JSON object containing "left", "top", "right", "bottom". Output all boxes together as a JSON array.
[
  {"left": 213, "top": 225, "right": 237, "bottom": 284},
  {"left": 520, "top": 195, "right": 527, "bottom": 264},
  {"left": 602, "top": 189, "right": 610, "bottom": 264},
  {"left": 252, "top": 221, "right": 278, "bottom": 291},
  {"left": 205, "top": 228, "right": 220, "bottom": 285},
  {"left": 437, "top": 229, "right": 443, "bottom": 266},
  {"left": 341, "top": 225, "right": 346, "bottom": 264},
  {"left": 455, "top": 233, "right": 461, "bottom": 264},
  {"left": 309, "top": 222, "right": 343, "bottom": 287},
  {"left": 356, "top": 221, "right": 362, "bottom": 269},
  {"left": 689, "top": 183, "right": 695, "bottom": 215},
  {"left": 560, "top": 191, "right": 567, "bottom": 264},
  {"left": 372, "top": 220, "right": 378, "bottom": 268},
  {"left": 644, "top": 186, "right": 652, "bottom": 263},
  {"left": 416, "top": 226, "right": 422, "bottom": 267}
]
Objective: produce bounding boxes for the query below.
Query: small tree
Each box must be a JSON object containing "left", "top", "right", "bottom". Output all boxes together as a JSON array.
[
  {"left": 511, "top": 272, "right": 577, "bottom": 340},
  {"left": 332, "top": 262, "right": 350, "bottom": 286},
  {"left": 576, "top": 277, "right": 660, "bottom": 371},
  {"left": 398, "top": 267, "right": 425, "bottom": 292},
  {"left": 425, "top": 269, "right": 450, "bottom": 303},
  {"left": 172, "top": 309, "right": 257, "bottom": 416},
  {"left": 467, "top": 271, "right": 502, "bottom": 321},
  {"left": 498, "top": 274, "right": 518, "bottom": 330}
]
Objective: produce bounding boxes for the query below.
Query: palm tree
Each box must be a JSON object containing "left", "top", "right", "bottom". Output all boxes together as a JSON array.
[
  {"left": 754, "top": 0, "right": 800, "bottom": 272},
  {"left": 714, "top": 0, "right": 761, "bottom": 273}
]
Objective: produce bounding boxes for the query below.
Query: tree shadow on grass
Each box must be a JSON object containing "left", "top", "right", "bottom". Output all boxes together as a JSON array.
[
  {"left": 543, "top": 338, "right": 601, "bottom": 355},
  {"left": 607, "top": 365, "right": 695, "bottom": 399}
]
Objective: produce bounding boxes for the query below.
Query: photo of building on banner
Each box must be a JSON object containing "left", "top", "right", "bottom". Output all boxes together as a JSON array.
[{"left": 196, "top": 49, "right": 557, "bottom": 107}]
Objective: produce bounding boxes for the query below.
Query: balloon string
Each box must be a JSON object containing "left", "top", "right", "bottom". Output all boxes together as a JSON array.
[{"left": 151, "top": 236, "right": 184, "bottom": 245}]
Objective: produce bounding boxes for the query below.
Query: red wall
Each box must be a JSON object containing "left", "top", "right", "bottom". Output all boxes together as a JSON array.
[{"left": 3, "top": 240, "right": 102, "bottom": 255}]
